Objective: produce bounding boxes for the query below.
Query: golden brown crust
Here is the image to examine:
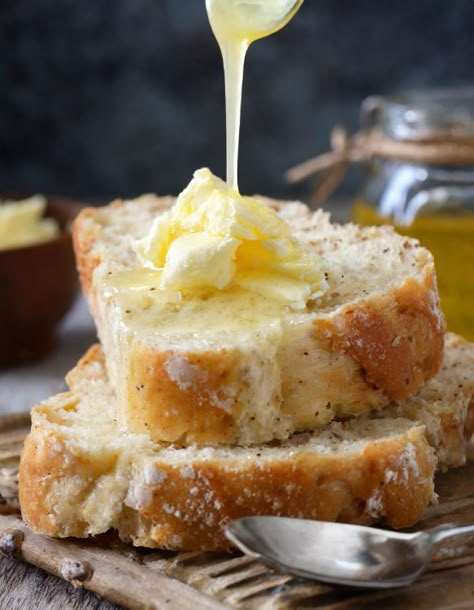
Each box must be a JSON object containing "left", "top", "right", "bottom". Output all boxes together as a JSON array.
[
  {"left": 126, "top": 345, "right": 245, "bottom": 444},
  {"left": 72, "top": 208, "right": 103, "bottom": 296},
  {"left": 20, "top": 345, "right": 120, "bottom": 538},
  {"left": 19, "top": 408, "right": 92, "bottom": 538},
  {"left": 375, "top": 333, "right": 474, "bottom": 471},
  {"left": 382, "top": 397, "right": 469, "bottom": 472},
  {"left": 121, "top": 427, "right": 435, "bottom": 551},
  {"left": 316, "top": 271, "right": 445, "bottom": 402}
]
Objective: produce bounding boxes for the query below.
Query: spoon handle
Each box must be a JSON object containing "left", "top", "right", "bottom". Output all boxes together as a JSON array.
[{"left": 429, "top": 523, "right": 474, "bottom": 545}]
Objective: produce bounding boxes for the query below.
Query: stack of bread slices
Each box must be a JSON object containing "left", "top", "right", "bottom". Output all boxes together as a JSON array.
[{"left": 19, "top": 195, "right": 474, "bottom": 551}]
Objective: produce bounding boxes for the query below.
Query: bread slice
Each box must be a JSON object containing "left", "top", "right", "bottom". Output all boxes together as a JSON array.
[
  {"left": 73, "top": 194, "right": 445, "bottom": 445},
  {"left": 19, "top": 334, "right": 473, "bottom": 552}
]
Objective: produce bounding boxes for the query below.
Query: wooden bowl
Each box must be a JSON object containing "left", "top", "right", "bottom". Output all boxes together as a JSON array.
[{"left": 0, "top": 196, "right": 86, "bottom": 367}]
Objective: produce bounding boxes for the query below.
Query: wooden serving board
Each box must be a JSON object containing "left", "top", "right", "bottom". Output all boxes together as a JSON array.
[{"left": 1, "top": 414, "right": 474, "bottom": 610}]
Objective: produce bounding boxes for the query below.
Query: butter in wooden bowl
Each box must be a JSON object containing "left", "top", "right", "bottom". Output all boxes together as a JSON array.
[{"left": 0, "top": 195, "right": 85, "bottom": 366}]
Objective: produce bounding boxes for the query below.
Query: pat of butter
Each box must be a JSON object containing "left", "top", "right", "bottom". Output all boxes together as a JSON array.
[
  {"left": 163, "top": 233, "right": 239, "bottom": 290},
  {"left": 0, "top": 196, "right": 59, "bottom": 251},
  {"left": 135, "top": 168, "right": 327, "bottom": 310}
]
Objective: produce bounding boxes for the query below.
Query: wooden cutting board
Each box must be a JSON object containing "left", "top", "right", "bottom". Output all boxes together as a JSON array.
[{"left": 1, "top": 413, "right": 474, "bottom": 610}]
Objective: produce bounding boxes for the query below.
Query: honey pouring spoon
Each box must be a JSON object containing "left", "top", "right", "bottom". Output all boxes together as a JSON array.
[
  {"left": 206, "top": 0, "right": 305, "bottom": 191},
  {"left": 225, "top": 517, "right": 474, "bottom": 588}
]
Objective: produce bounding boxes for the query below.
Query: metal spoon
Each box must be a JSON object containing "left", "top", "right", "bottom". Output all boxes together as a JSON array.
[{"left": 225, "top": 517, "right": 474, "bottom": 588}]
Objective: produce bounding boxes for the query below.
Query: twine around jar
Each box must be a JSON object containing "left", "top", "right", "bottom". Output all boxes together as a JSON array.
[{"left": 285, "top": 127, "right": 474, "bottom": 204}]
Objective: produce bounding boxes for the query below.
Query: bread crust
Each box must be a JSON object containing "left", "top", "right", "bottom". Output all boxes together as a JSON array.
[
  {"left": 73, "top": 208, "right": 103, "bottom": 296},
  {"left": 20, "top": 412, "right": 436, "bottom": 551},
  {"left": 126, "top": 345, "right": 248, "bottom": 444},
  {"left": 315, "top": 272, "right": 444, "bottom": 401},
  {"left": 73, "top": 197, "right": 445, "bottom": 445},
  {"left": 382, "top": 333, "right": 474, "bottom": 471},
  {"left": 20, "top": 421, "right": 93, "bottom": 538},
  {"left": 119, "top": 427, "right": 435, "bottom": 551}
]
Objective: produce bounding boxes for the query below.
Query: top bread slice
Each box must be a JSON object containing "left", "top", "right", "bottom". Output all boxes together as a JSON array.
[
  {"left": 73, "top": 195, "right": 445, "bottom": 445},
  {"left": 19, "top": 333, "right": 473, "bottom": 552}
]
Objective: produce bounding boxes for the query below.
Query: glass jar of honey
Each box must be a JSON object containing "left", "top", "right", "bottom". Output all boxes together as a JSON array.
[{"left": 353, "top": 89, "right": 474, "bottom": 340}]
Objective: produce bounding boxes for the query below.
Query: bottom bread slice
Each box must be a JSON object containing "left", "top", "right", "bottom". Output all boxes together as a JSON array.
[{"left": 19, "top": 334, "right": 473, "bottom": 552}]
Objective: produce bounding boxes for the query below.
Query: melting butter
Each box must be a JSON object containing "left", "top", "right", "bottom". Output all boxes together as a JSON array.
[
  {"left": 104, "top": 276, "right": 284, "bottom": 340},
  {"left": 134, "top": 168, "right": 326, "bottom": 311}
]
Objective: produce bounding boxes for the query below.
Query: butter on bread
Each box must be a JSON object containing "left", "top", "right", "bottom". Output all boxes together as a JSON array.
[
  {"left": 19, "top": 334, "right": 473, "bottom": 552},
  {"left": 134, "top": 169, "right": 327, "bottom": 308},
  {"left": 73, "top": 190, "right": 445, "bottom": 445}
]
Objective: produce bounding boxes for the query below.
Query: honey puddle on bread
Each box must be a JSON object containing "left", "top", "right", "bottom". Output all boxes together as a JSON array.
[{"left": 110, "top": 0, "right": 324, "bottom": 314}]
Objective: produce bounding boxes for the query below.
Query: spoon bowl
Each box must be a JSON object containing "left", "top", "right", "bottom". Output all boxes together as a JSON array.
[
  {"left": 206, "top": 0, "right": 304, "bottom": 42},
  {"left": 225, "top": 517, "right": 474, "bottom": 588}
]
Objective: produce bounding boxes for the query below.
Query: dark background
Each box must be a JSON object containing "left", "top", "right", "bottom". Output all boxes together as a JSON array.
[{"left": 1, "top": 0, "right": 473, "bottom": 203}]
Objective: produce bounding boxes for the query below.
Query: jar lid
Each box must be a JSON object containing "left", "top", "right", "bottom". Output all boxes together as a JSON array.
[{"left": 362, "top": 87, "right": 474, "bottom": 141}]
